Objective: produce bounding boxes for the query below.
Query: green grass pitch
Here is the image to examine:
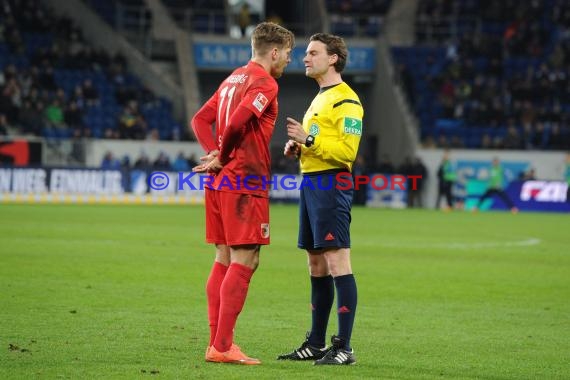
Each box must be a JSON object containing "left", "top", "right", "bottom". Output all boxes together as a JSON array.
[{"left": 1, "top": 204, "right": 569, "bottom": 379}]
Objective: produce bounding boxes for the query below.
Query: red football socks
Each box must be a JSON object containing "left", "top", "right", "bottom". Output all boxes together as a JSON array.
[
  {"left": 213, "top": 263, "right": 254, "bottom": 352},
  {"left": 206, "top": 261, "right": 229, "bottom": 346}
]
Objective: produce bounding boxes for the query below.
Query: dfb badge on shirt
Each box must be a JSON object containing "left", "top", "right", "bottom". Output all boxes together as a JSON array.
[{"left": 253, "top": 93, "right": 268, "bottom": 112}]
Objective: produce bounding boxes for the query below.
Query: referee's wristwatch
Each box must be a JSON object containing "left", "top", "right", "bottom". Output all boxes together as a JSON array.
[{"left": 305, "top": 134, "right": 315, "bottom": 147}]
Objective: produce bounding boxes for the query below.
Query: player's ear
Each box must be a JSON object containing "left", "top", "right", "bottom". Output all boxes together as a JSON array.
[{"left": 271, "top": 47, "right": 278, "bottom": 59}]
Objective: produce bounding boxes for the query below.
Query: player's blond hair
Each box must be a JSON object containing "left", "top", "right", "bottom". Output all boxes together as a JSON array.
[{"left": 251, "top": 22, "right": 295, "bottom": 56}]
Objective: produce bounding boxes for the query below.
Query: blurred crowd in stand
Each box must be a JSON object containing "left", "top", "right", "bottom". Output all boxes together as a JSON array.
[{"left": 0, "top": 0, "right": 180, "bottom": 141}]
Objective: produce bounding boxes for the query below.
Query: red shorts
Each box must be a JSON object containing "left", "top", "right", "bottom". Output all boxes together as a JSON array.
[{"left": 205, "top": 188, "right": 270, "bottom": 246}]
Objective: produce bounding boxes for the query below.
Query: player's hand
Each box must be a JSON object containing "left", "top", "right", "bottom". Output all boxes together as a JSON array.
[
  {"left": 202, "top": 156, "right": 223, "bottom": 173},
  {"left": 286, "top": 117, "right": 308, "bottom": 144},
  {"left": 200, "top": 150, "right": 219, "bottom": 162},
  {"left": 192, "top": 150, "right": 219, "bottom": 172},
  {"left": 192, "top": 163, "right": 208, "bottom": 172},
  {"left": 284, "top": 139, "right": 300, "bottom": 158}
]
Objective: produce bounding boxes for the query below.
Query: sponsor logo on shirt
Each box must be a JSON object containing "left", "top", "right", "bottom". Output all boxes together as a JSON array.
[
  {"left": 343, "top": 117, "right": 362, "bottom": 136},
  {"left": 253, "top": 92, "right": 268, "bottom": 112}
]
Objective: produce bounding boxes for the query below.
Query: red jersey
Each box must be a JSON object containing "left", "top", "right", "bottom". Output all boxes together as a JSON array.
[{"left": 198, "top": 61, "right": 278, "bottom": 197}]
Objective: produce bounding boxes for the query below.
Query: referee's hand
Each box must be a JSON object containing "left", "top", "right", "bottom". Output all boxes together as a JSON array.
[
  {"left": 286, "top": 117, "right": 308, "bottom": 144},
  {"left": 284, "top": 139, "right": 300, "bottom": 158}
]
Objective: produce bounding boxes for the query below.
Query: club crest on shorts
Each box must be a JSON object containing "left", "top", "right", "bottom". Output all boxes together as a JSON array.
[{"left": 260, "top": 223, "right": 270, "bottom": 238}]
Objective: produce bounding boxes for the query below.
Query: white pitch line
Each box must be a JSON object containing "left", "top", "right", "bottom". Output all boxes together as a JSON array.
[
  {"left": 369, "top": 238, "right": 541, "bottom": 250},
  {"left": 436, "top": 238, "right": 541, "bottom": 250}
]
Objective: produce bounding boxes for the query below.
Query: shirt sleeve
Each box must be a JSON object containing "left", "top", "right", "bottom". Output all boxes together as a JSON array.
[
  {"left": 239, "top": 77, "right": 278, "bottom": 118},
  {"left": 190, "top": 93, "right": 218, "bottom": 153},
  {"left": 302, "top": 101, "right": 363, "bottom": 167},
  {"left": 218, "top": 105, "right": 255, "bottom": 165}
]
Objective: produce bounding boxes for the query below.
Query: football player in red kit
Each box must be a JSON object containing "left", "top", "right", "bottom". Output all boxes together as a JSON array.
[{"left": 191, "top": 22, "right": 294, "bottom": 365}]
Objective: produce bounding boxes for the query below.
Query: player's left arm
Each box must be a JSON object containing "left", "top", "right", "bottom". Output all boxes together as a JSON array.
[
  {"left": 307, "top": 102, "right": 363, "bottom": 164},
  {"left": 218, "top": 78, "right": 278, "bottom": 165},
  {"left": 218, "top": 105, "right": 255, "bottom": 165}
]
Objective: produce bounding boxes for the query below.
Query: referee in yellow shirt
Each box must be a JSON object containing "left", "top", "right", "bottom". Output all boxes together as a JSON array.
[{"left": 277, "top": 33, "right": 363, "bottom": 365}]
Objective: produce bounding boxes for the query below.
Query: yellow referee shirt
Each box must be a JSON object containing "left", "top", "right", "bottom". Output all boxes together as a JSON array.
[{"left": 300, "top": 82, "right": 363, "bottom": 173}]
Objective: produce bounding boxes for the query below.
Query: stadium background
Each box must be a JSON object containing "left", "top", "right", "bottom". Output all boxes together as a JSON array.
[
  {"left": 1, "top": 0, "right": 568, "bottom": 211},
  {"left": 1, "top": 1, "right": 569, "bottom": 378}
]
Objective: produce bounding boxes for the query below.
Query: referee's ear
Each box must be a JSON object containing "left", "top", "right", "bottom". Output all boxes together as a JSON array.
[{"left": 329, "top": 53, "right": 338, "bottom": 67}]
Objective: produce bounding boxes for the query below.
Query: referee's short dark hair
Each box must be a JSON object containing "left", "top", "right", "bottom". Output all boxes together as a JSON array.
[{"left": 310, "top": 33, "right": 348, "bottom": 73}]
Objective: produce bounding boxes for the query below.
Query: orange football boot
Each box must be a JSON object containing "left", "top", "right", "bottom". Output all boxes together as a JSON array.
[{"left": 206, "top": 344, "right": 261, "bottom": 365}]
